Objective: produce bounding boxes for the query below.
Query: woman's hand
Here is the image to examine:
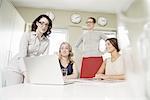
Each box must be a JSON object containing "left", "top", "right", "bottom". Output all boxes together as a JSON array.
[
  {"left": 94, "top": 74, "right": 104, "bottom": 79},
  {"left": 94, "top": 74, "right": 110, "bottom": 80}
]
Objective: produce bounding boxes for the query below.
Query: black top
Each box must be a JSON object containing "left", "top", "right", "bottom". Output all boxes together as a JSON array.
[{"left": 59, "top": 60, "right": 73, "bottom": 76}]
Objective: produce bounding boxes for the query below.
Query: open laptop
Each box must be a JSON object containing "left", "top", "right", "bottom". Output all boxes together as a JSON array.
[{"left": 23, "top": 55, "right": 73, "bottom": 85}]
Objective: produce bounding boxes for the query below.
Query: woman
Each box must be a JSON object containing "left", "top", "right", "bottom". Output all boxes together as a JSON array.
[
  {"left": 75, "top": 17, "right": 107, "bottom": 78},
  {"left": 59, "top": 42, "right": 78, "bottom": 79},
  {"left": 4, "top": 14, "right": 52, "bottom": 86},
  {"left": 95, "top": 38, "right": 125, "bottom": 80}
]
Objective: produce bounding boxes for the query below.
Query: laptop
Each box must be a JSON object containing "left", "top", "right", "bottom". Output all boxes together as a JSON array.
[{"left": 23, "top": 55, "right": 73, "bottom": 85}]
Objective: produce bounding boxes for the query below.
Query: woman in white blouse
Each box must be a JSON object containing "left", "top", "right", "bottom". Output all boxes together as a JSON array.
[
  {"left": 95, "top": 38, "right": 125, "bottom": 80},
  {"left": 3, "top": 14, "right": 52, "bottom": 86}
]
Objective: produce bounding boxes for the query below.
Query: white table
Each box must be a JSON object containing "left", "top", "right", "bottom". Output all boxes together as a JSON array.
[{"left": 1, "top": 79, "right": 147, "bottom": 100}]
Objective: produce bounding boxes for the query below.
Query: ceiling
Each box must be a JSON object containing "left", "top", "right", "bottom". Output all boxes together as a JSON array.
[{"left": 11, "top": 0, "right": 135, "bottom": 13}]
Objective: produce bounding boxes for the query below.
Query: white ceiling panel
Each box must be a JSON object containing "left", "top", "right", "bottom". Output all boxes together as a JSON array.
[{"left": 11, "top": 0, "right": 135, "bottom": 13}]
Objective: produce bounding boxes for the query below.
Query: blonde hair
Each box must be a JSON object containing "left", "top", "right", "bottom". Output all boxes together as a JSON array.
[{"left": 58, "top": 42, "right": 74, "bottom": 64}]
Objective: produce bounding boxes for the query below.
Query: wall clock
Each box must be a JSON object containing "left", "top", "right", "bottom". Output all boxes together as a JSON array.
[
  {"left": 98, "top": 17, "right": 108, "bottom": 26},
  {"left": 70, "top": 14, "right": 81, "bottom": 24}
]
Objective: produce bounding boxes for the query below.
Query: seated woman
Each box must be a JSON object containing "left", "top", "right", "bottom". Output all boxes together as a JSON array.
[
  {"left": 58, "top": 42, "right": 78, "bottom": 79},
  {"left": 95, "top": 38, "right": 125, "bottom": 80}
]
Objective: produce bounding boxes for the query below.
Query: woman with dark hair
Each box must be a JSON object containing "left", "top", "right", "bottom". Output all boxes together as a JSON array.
[
  {"left": 3, "top": 14, "right": 52, "bottom": 86},
  {"left": 95, "top": 38, "right": 125, "bottom": 80},
  {"left": 58, "top": 42, "right": 78, "bottom": 79},
  {"left": 31, "top": 14, "right": 52, "bottom": 37}
]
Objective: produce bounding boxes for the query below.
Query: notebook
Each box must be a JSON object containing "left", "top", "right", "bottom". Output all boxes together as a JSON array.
[{"left": 23, "top": 55, "right": 73, "bottom": 85}]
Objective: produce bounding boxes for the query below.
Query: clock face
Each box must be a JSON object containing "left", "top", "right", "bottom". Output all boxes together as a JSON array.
[
  {"left": 98, "top": 17, "right": 107, "bottom": 26},
  {"left": 71, "top": 14, "right": 81, "bottom": 24}
]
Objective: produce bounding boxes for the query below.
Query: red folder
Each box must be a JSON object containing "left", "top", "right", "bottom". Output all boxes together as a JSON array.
[{"left": 80, "top": 57, "right": 103, "bottom": 78}]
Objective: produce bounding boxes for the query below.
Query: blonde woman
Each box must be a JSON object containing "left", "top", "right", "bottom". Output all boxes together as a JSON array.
[{"left": 58, "top": 42, "right": 78, "bottom": 79}]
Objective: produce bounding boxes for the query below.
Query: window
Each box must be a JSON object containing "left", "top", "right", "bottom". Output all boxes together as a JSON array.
[
  {"left": 49, "top": 28, "right": 68, "bottom": 55},
  {"left": 98, "top": 31, "right": 117, "bottom": 52}
]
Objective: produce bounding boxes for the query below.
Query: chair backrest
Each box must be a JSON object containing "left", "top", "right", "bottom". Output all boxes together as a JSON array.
[{"left": 80, "top": 57, "right": 103, "bottom": 78}]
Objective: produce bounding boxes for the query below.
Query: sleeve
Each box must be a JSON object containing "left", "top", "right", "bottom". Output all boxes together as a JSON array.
[
  {"left": 19, "top": 32, "right": 30, "bottom": 58},
  {"left": 75, "top": 33, "right": 84, "bottom": 49},
  {"left": 100, "top": 32, "right": 108, "bottom": 40}
]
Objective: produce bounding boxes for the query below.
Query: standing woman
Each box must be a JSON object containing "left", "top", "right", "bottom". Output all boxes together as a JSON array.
[
  {"left": 3, "top": 14, "right": 52, "bottom": 86},
  {"left": 95, "top": 38, "right": 125, "bottom": 80},
  {"left": 59, "top": 42, "right": 78, "bottom": 79},
  {"left": 75, "top": 17, "right": 107, "bottom": 78}
]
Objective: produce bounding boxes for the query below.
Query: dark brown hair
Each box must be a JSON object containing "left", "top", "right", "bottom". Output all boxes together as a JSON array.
[
  {"left": 88, "top": 17, "right": 96, "bottom": 23},
  {"left": 106, "top": 38, "right": 120, "bottom": 52},
  {"left": 31, "top": 14, "right": 52, "bottom": 37}
]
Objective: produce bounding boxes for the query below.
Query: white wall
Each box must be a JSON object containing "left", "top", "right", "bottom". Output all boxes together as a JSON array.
[
  {"left": 16, "top": 7, "right": 117, "bottom": 71},
  {"left": 0, "top": 0, "right": 25, "bottom": 87}
]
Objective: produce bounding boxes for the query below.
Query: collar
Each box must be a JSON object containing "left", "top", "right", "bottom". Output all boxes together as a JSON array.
[{"left": 32, "top": 31, "right": 46, "bottom": 40}]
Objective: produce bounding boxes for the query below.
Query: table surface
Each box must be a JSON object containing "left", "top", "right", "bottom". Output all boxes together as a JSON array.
[{"left": 1, "top": 79, "right": 147, "bottom": 100}]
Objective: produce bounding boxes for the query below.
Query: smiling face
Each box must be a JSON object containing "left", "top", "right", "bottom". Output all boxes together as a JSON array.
[
  {"left": 36, "top": 17, "right": 49, "bottom": 34},
  {"left": 86, "top": 18, "right": 95, "bottom": 30},
  {"left": 105, "top": 38, "right": 120, "bottom": 53},
  {"left": 59, "top": 43, "right": 71, "bottom": 57},
  {"left": 106, "top": 40, "right": 116, "bottom": 53}
]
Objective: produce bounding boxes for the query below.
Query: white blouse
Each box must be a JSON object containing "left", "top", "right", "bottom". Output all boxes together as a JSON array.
[
  {"left": 105, "top": 55, "right": 125, "bottom": 75},
  {"left": 6, "top": 32, "right": 49, "bottom": 73}
]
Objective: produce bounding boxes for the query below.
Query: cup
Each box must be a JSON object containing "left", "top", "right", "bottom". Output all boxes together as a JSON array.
[{"left": 61, "top": 68, "right": 67, "bottom": 77}]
